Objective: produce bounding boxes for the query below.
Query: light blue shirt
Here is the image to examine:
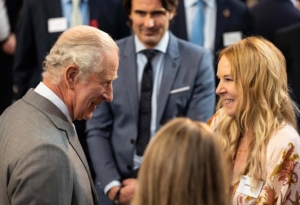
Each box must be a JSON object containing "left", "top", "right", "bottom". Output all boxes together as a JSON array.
[
  {"left": 184, "top": 0, "right": 217, "bottom": 53},
  {"left": 104, "top": 31, "right": 169, "bottom": 195},
  {"left": 133, "top": 31, "right": 169, "bottom": 169},
  {"left": 60, "top": 0, "right": 89, "bottom": 28}
]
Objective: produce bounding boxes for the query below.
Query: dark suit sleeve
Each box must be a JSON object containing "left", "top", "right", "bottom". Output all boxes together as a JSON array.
[
  {"left": 86, "top": 101, "right": 121, "bottom": 190},
  {"left": 13, "top": 0, "right": 37, "bottom": 99},
  {"left": 186, "top": 49, "right": 215, "bottom": 122},
  {"left": 9, "top": 144, "right": 73, "bottom": 204}
]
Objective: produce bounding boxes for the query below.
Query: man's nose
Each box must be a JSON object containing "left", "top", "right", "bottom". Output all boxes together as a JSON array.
[
  {"left": 104, "top": 84, "right": 113, "bottom": 102},
  {"left": 144, "top": 15, "right": 154, "bottom": 28}
]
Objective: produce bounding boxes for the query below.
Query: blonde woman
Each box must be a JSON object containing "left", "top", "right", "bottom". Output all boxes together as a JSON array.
[
  {"left": 209, "top": 36, "right": 300, "bottom": 204},
  {"left": 132, "top": 118, "right": 230, "bottom": 205}
]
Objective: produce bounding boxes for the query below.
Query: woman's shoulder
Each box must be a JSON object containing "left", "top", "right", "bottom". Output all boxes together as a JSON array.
[
  {"left": 269, "top": 123, "right": 299, "bottom": 143},
  {"left": 267, "top": 123, "right": 300, "bottom": 155}
]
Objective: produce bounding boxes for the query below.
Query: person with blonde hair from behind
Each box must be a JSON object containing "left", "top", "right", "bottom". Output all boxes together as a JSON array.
[
  {"left": 208, "top": 36, "right": 300, "bottom": 204},
  {"left": 131, "top": 117, "right": 230, "bottom": 205}
]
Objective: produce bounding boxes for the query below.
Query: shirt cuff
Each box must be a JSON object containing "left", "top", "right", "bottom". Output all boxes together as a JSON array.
[{"left": 104, "top": 180, "right": 122, "bottom": 195}]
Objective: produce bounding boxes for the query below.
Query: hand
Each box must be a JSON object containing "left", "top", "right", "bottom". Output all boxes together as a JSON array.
[
  {"left": 108, "top": 186, "right": 122, "bottom": 201},
  {"left": 2, "top": 33, "right": 16, "bottom": 55},
  {"left": 119, "top": 178, "right": 137, "bottom": 205}
]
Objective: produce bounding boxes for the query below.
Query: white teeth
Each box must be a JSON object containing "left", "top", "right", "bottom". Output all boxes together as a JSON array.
[{"left": 225, "top": 100, "right": 234, "bottom": 104}]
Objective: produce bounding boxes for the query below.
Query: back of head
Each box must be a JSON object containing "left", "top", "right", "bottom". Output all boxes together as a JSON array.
[
  {"left": 218, "top": 36, "right": 298, "bottom": 131},
  {"left": 42, "top": 25, "right": 119, "bottom": 85},
  {"left": 132, "top": 118, "right": 230, "bottom": 205}
]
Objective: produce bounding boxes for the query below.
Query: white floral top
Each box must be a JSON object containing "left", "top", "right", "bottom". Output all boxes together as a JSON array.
[{"left": 208, "top": 111, "right": 300, "bottom": 205}]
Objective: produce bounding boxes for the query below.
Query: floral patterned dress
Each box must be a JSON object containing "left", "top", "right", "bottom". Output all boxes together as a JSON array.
[{"left": 208, "top": 112, "right": 300, "bottom": 205}]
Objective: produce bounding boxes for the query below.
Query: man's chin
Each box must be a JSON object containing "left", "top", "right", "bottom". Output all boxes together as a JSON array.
[
  {"left": 83, "top": 113, "right": 93, "bottom": 120},
  {"left": 141, "top": 37, "right": 159, "bottom": 48}
]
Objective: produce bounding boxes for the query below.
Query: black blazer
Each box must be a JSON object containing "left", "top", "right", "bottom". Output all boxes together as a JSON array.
[
  {"left": 250, "top": 0, "right": 300, "bottom": 43},
  {"left": 13, "top": 0, "right": 130, "bottom": 99},
  {"left": 275, "top": 23, "right": 300, "bottom": 124}
]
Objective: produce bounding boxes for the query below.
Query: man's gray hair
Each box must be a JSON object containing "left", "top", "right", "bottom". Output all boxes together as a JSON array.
[{"left": 42, "top": 25, "right": 119, "bottom": 84}]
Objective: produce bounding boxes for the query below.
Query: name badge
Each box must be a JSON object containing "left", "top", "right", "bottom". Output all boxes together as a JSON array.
[
  {"left": 48, "top": 17, "right": 67, "bottom": 33},
  {"left": 223, "top": 31, "right": 242, "bottom": 47},
  {"left": 236, "top": 175, "right": 263, "bottom": 198}
]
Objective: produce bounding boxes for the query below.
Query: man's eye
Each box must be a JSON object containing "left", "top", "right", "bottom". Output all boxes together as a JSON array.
[
  {"left": 152, "top": 11, "right": 164, "bottom": 17},
  {"left": 136, "top": 11, "right": 145, "bottom": 16},
  {"left": 102, "top": 81, "right": 112, "bottom": 87}
]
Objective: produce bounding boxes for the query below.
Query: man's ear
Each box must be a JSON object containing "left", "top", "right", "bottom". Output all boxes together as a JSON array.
[
  {"left": 64, "top": 65, "right": 79, "bottom": 90},
  {"left": 169, "top": 9, "right": 175, "bottom": 20}
]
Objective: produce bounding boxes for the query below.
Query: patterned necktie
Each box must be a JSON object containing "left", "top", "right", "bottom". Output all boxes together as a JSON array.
[
  {"left": 136, "top": 49, "right": 157, "bottom": 156},
  {"left": 190, "top": 0, "right": 205, "bottom": 46},
  {"left": 71, "top": 0, "right": 83, "bottom": 27}
]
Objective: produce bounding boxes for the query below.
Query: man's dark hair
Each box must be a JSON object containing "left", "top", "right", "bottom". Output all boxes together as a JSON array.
[{"left": 123, "top": 0, "right": 178, "bottom": 16}]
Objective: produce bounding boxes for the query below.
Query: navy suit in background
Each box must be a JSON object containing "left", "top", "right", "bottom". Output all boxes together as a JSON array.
[
  {"left": 250, "top": 0, "right": 300, "bottom": 43},
  {"left": 275, "top": 23, "right": 300, "bottom": 126}
]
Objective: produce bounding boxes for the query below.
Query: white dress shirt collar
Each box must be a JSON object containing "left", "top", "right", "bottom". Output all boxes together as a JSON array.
[
  {"left": 134, "top": 31, "right": 169, "bottom": 54},
  {"left": 34, "top": 82, "right": 73, "bottom": 126}
]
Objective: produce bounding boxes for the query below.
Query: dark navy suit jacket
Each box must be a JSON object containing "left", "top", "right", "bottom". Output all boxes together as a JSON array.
[
  {"left": 275, "top": 23, "right": 300, "bottom": 126},
  {"left": 250, "top": 0, "right": 300, "bottom": 43}
]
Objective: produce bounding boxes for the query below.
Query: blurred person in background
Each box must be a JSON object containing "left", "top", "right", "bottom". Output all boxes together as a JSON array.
[
  {"left": 209, "top": 36, "right": 300, "bottom": 204},
  {"left": 0, "top": 0, "right": 21, "bottom": 114},
  {"left": 169, "top": 0, "right": 253, "bottom": 65},
  {"left": 275, "top": 23, "right": 300, "bottom": 128},
  {"left": 250, "top": 0, "right": 300, "bottom": 44},
  {"left": 131, "top": 117, "right": 230, "bottom": 205},
  {"left": 0, "top": 0, "right": 10, "bottom": 42},
  {"left": 297, "top": 0, "right": 300, "bottom": 10}
]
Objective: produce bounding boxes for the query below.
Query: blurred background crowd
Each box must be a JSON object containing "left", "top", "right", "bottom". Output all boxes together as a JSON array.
[{"left": 1, "top": 0, "right": 300, "bottom": 115}]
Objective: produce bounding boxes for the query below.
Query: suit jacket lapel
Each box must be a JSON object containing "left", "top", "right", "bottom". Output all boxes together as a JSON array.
[
  {"left": 156, "top": 33, "right": 180, "bottom": 126},
  {"left": 63, "top": 124, "right": 99, "bottom": 204},
  {"left": 122, "top": 36, "right": 139, "bottom": 123},
  {"left": 22, "top": 90, "right": 98, "bottom": 204}
]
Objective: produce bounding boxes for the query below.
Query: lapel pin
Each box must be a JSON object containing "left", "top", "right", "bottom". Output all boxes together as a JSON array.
[
  {"left": 89, "top": 19, "right": 99, "bottom": 28},
  {"left": 223, "top": 9, "right": 231, "bottom": 18}
]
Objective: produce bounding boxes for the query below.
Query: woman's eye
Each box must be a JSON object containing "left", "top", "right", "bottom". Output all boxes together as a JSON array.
[{"left": 225, "top": 78, "right": 233, "bottom": 81}]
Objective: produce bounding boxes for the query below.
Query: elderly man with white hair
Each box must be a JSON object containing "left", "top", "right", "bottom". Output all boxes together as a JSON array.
[{"left": 0, "top": 25, "right": 119, "bottom": 205}]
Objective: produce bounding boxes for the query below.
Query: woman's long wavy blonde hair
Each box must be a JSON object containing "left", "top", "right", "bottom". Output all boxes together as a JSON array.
[
  {"left": 216, "top": 36, "right": 299, "bottom": 186},
  {"left": 131, "top": 118, "right": 230, "bottom": 205}
]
